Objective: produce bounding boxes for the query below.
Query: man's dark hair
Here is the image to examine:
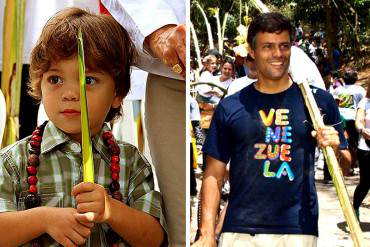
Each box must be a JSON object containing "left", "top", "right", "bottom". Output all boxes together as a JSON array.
[
  {"left": 342, "top": 68, "right": 358, "bottom": 85},
  {"left": 247, "top": 12, "right": 295, "bottom": 50}
]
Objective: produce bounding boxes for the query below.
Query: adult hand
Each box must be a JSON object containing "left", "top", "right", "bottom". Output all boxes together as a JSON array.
[
  {"left": 72, "top": 182, "right": 111, "bottom": 224},
  {"left": 145, "top": 24, "right": 185, "bottom": 78},
  {"left": 361, "top": 128, "right": 370, "bottom": 140},
  {"left": 192, "top": 235, "right": 217, "bottom": 247},
  {"left": 199, "top": 102, "right": 215, "bottom": 111},
  {"left": 43, "top": 207, "right": 93, "bottom": 247},
  {"left": 311, "top": 126, "right": 340, "bottom": 149}
]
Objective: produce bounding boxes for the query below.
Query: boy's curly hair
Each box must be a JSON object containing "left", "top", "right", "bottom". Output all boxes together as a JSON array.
[{"left": 29, "top": 7, "right": 136, "bottom": 122}]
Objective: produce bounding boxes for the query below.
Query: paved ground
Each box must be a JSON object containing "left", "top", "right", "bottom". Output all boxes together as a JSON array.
[
  {"left": 315, "top": 168, "right": 370, "bottom": 247},
  {"left": 190, "top": 158, "right": 370, "bottom": 246}
]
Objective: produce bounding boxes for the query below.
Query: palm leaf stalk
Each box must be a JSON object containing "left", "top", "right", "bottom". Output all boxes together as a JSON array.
[
  {"left": 212, "top": 8, "right": 223, "bottom": 54},
  {"left": 1, "top": 0, "right": 26, "bottom": 148},
  {"left": 194, "top": 1, "right": 214, "bottom": 49},
  {"left": 249, "top": 0, "right": 270, "bottom": 13},
  {"left": 239, "top": 0, "right": 243, "bottom": 25},
  {"left": 78, "top": 28, "right": 94, "bottom": 184},
  {"left": 78, "top": 29, "right": 95, "bottom": 225},
  {"left": 221, "top": 12, "right": 229, "bottom": 50},
  {"left": 298, "top": 81, "right": 365, "bottom": 247},
  {"left": 190, "top": 21, "right": 201, "bottom": 80}
]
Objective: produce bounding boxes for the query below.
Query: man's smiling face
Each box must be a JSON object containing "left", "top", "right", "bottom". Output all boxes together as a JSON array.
[{"left": 249, "top": 30, "right": 291, "bottom": 82}]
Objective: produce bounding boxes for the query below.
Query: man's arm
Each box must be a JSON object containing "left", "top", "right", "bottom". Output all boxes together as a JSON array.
[{"left": 192, "top": 155, "right": 226, "bottom": 247}]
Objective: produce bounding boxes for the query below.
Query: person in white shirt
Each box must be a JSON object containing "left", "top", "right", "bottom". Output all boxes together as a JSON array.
[
  {"left": 227, "top": 54, "right": 258, "bottom": 96},
  {"left": 101, "top": 1, "right": 185, "bottom": 246},
  {"left": 333, "top": 68, "right": 366, "bottom": 172},
  {"left": 199, "top": 54, "right": 218, "bottom": 82},
  {"left": 353, "top": 82, "right": 370, "bottom": 220},
  {"left": 196, "top": 58, "right": 234, "bottom": 105},
  {"left": 215, "top": 58, "right": 235, "bottom": 90}
]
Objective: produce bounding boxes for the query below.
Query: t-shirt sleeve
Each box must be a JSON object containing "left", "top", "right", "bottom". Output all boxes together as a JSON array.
[
  {"left": 126, "top": 146, "right": 167, "bottom": 235},
  {"left": 319, "top": 92, "right": 348, "bottom": 150},
  {"left": 203, "top": 104, "right": 232, "bottom": 164},
  {"left": 357, "top": 97, "right": 367, "bottom": 110}
]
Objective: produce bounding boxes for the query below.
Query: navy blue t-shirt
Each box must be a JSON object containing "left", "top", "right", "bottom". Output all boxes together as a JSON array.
[{"left": 203, "top": 82, "right": 347, "bottom": 236}]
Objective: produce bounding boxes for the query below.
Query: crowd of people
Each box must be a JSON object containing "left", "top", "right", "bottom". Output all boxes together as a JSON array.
[{"left": 190, "top": 12, "right": 370, "bottom": 246}]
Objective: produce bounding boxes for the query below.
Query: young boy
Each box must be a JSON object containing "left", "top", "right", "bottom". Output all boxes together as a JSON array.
[{"left": 0, "top": 8, "right": 165, "bottom": 247}]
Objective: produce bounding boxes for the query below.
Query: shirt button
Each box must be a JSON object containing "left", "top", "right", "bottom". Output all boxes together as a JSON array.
[{"left": 71, "top": 143, "right": 81, "bottom": 152}]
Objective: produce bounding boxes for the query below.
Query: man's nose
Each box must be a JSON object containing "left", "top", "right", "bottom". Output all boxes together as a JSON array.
[{"left": 272, "top": 46, "right": 283, "bottom": 57}]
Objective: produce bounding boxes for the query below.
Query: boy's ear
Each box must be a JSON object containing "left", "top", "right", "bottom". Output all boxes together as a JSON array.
[{"left": 112, "top": 95, "right": 123, "bottom": 108}]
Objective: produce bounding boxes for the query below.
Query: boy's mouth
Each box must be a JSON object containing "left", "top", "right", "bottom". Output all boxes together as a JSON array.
[{"left": 61, "top": 109, "right": 80, "bottom": 116}]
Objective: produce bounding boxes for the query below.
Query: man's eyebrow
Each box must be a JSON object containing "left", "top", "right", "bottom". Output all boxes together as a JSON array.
[{"left": 261, "top": 42, "right": 291, "bottom": 45}]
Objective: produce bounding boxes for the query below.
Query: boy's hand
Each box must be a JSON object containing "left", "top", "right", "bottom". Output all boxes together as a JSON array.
[
  {"left": 72, "top": 182, "right": 112, "bottom": 223},
  {"left": 311, "top": 126, "right": 340, "bottom": 149},
  {"left": 44, "top": 207, "right": 93, "bottom": 247}
]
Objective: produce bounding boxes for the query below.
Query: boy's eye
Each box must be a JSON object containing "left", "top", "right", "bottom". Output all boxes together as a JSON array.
[
  {"left": 86, "top": 76, "right": 97, "bottom": 85},
  {"left": 48, "top": 76, "right": 63, "bottom": 84}
]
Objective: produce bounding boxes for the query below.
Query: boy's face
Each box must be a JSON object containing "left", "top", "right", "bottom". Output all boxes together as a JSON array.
[
  {"left": 41, "top": 57, "right": 122, "bottom": 142},
  {"left": 249, "top": 31, "right": 291, "bottom": 83}
]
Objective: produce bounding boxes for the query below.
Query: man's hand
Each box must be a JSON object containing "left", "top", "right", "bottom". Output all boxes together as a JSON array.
[
  {"left": 43, "top": 207, "right": 93, "bottom": 247},
  {"left": 145, "top": 24, "right": 185, "bottom": 78},
  {"left": 192, "top": 235, "right": 217, "bottom": 247},
  {"left": 311, "top": 126, "right": 340, "bottom": 149},
  {"left": 72, "top": 182, "right": 112, "bottom": 224}
]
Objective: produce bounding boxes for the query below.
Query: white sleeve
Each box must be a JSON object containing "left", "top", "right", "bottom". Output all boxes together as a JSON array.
[
  {"left": 357, "top": 98, "right": 367, "bottom": 110},
  {"left": 101, "top": 0, "right": 183, "bottom": 79},
  {"left": 102, "top": 0, "right": 180, "bottom": 50}
]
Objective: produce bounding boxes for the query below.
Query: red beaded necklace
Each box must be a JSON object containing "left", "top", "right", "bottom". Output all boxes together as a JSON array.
[{"left": 25, "top": 122, "right": 123, "bottom": 246}]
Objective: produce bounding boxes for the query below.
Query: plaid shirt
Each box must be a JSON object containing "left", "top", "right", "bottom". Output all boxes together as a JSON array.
[{"left": 0, "top": 122, "right": 166, "bottom": 246}]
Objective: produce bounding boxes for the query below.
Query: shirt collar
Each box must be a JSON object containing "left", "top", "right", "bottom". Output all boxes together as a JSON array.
[
  {"left": 40, "top": 122, "right": 113, "bottom": 161},
  {"left": 41, "top": 121, "right": 70, "bottom": 154}
]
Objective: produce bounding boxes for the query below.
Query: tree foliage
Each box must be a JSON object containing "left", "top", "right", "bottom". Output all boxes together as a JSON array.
[{"left": 191, "top": 0, "right": 370, "bottom": 68}]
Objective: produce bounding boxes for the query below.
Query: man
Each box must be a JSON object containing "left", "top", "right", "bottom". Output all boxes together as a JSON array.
[{"left": 193, "top": 12, "right": 347, "bottom": 247}]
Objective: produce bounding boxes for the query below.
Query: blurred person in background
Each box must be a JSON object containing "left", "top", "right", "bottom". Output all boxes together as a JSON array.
[{"left": 353, "top": 80, "right": 370, "bottom": 221}]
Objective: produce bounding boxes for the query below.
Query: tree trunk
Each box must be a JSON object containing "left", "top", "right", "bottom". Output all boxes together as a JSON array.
[{"left": 325, "top": 0, "right": 336, "bottom": 70}]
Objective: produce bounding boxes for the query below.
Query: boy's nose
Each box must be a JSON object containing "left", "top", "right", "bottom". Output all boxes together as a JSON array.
[{"left": 62, "top": 84, "right": 79, "bottom": 101}]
